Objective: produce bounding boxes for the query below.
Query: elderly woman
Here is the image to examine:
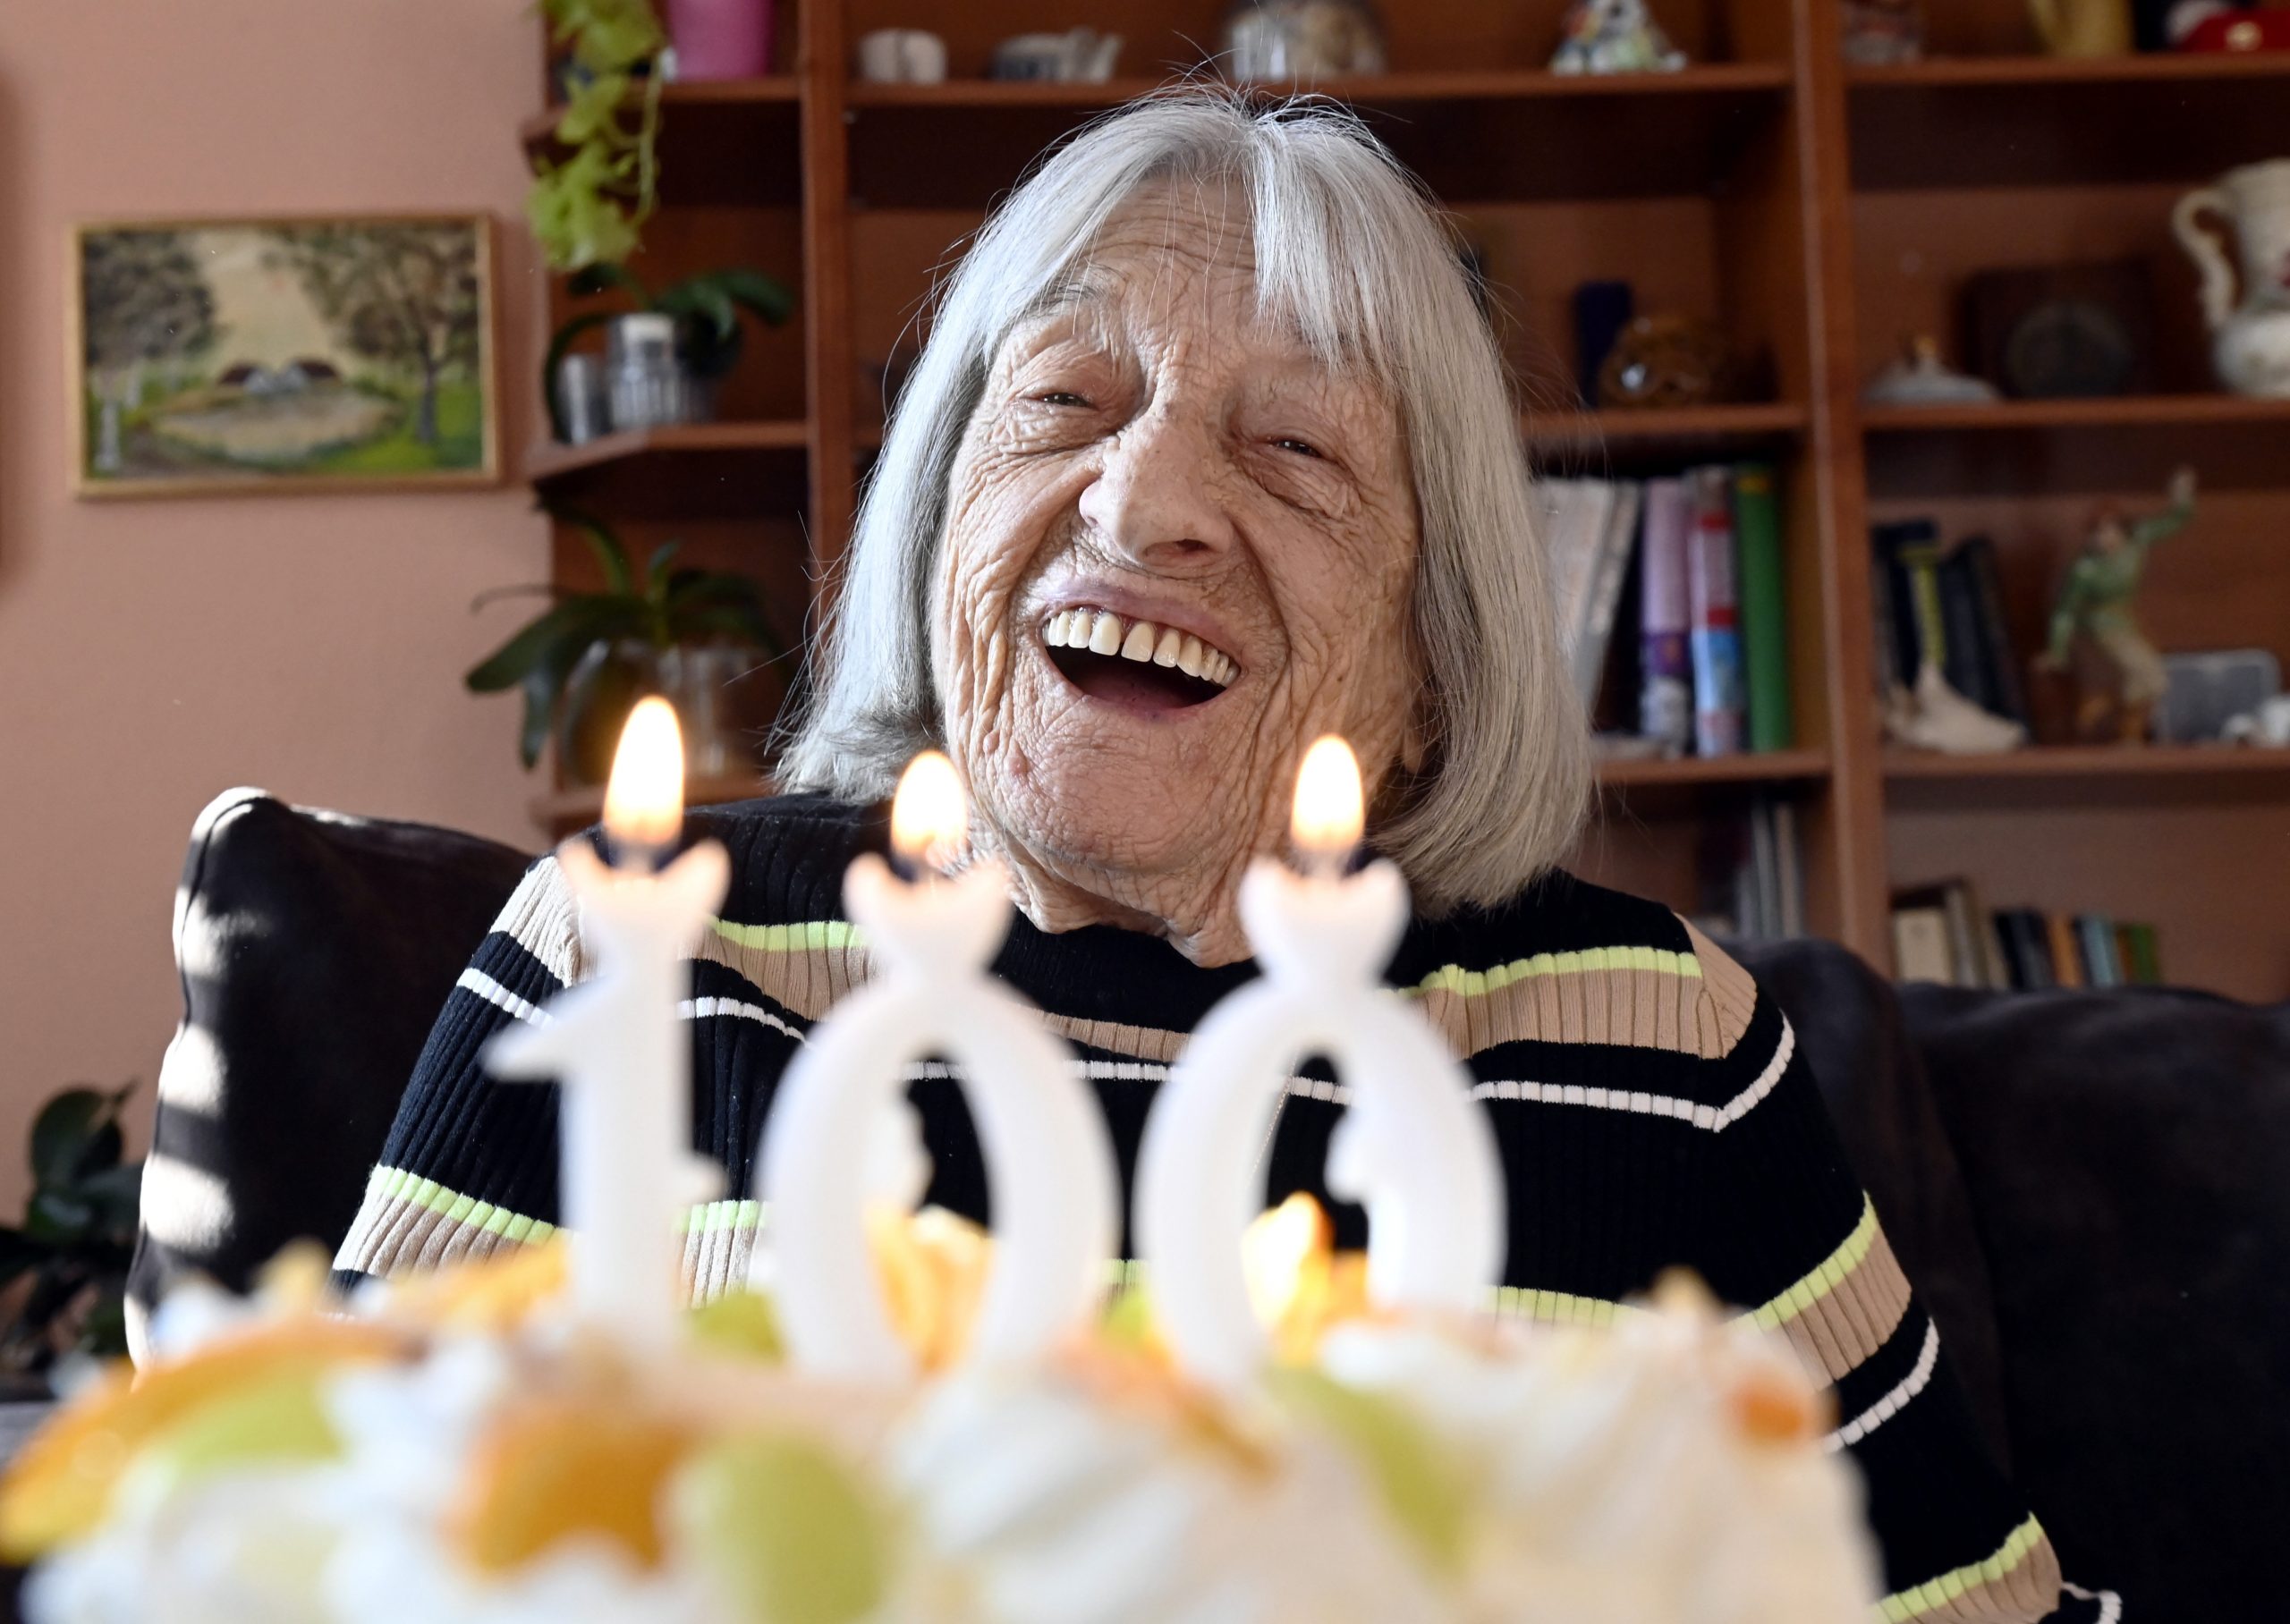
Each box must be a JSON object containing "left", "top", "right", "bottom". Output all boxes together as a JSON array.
[{"left": 335, "top": 93, "right": 2107, "bottom": 1623}]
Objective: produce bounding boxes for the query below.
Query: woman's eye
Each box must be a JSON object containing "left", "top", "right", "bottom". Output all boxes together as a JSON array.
[
  {"left": 1031, "top": 391, "right": 1090, "bottom": 408},
  {"left": 1272, "top": 436, "right": 1323, "bottom": 460}
]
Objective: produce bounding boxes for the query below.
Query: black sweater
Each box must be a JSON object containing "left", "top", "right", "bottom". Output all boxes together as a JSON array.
[{"left": 334, "top": 795, "right": 2112, "bottom": 1623}]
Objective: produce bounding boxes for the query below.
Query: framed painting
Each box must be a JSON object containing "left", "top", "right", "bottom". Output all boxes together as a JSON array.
[{"left": 69, "top": 214, "right": 500, "bottom": 497}]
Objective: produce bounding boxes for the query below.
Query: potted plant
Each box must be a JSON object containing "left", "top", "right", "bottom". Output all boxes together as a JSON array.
[
  {"left": 0, "top": 1085, "right": 142, "bottom": 1391},
  {"left": 545, "top": 263, "right": 796, "bottom": 440},
  {"left": 466, "top": 510, "right": 787, "bottom": 782},
  {"left": 527, "top": 0, "right": 669, "bottom": 273}
]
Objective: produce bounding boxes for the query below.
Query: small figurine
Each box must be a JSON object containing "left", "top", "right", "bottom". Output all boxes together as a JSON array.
[
  {"left": 2037, "top": 465, "right": 2198, "bottom": 743},
  {"left": 1884, "top": 664, "right": 2028, "bottom": 755},
  {"left": 1842, "top": 0, "right": 1926, "bottom": 65},
  {"left": 1550, "top": 0, "right": 1687, "bottom": 74},
  {"left": 1862, "top": 335, "right": 2001, "bottom": 408}
]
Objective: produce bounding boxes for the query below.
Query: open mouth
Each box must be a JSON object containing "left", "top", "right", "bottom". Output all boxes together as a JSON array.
[{"left": 1041, "top": 608, "right": 1237, "bottom": 714}]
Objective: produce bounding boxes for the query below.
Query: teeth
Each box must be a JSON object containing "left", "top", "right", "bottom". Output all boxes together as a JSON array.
[
  {"left": 1119, "top": 621, "right": 1158, "bottom": 661},
  {"left": 1040, "top": 609, "right": 1238, "bottom": 689}
]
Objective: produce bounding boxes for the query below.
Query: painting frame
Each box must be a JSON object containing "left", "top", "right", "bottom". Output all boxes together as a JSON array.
[{"left": 67, "top": 211, "right": 502, "bottom": 499}]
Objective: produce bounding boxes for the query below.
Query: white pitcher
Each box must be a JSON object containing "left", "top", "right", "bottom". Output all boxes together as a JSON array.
[{"left": 2174, "top": 158, "right": 2290, "bottom": 398}]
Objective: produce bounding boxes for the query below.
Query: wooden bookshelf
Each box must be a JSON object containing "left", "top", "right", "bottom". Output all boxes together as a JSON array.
[{"left": 517, "top": 0, "right": 2290, "bottom": 1001}]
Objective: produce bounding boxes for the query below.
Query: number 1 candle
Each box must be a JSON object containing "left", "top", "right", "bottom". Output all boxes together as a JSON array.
[
  {"left": 487, "top": 698, "right": 729, "bottom": 1350},
  {"left": 1134, "top": 736, "right": 1507, "bottom": 1391}
]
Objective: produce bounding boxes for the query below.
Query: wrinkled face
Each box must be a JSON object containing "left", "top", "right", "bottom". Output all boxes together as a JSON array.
[{"left": 929, "top": 182, "right": 1424, "bottom": 961}]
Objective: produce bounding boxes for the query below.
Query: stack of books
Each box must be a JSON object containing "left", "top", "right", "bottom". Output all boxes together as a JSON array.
[
  {"left": 1891, "top": 879, "right": 2163, "bottom": 989},
  {"left": 1870, "top": 520, "right": 2028, "bottom": 727},
  {"left": 1696, "top": 794, "right": 1805, "bottom": 943},
  {"left": 1544, "top": 463, "right": 1794, "bottom": 756}
]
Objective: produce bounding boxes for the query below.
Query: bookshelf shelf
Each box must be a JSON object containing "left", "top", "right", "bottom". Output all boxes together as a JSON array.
[
  {"left": 844, "top": 64, "right": 1791, "bottom": 109},
  {"left": 526, "top": 422, "right": 811, "bottom": 518},
  {"left": 1599, "top": 749, "right": 1829, "bottom": 790},
  {"left": 1526, "top": 403, "right": 1809, "bottom": 448},
  {"left": 1886, "top": 746, "right": 2290, "bottom": 782},
  {"left": 1845, "top": 53, "right": 2290, "bottom": 89},
  {"left": 1862, "top": 397, "right": 2290, "bottom": 434}
]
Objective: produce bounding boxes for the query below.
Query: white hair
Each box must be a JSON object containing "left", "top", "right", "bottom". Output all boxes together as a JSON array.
[{"left": 776, "top": 87, "right": 1589, "bottom": 915}]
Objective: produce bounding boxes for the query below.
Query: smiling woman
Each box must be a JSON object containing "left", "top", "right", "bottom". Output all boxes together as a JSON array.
[{"left": 331, "top": 89, "right": 2110, "bottom": 1624}]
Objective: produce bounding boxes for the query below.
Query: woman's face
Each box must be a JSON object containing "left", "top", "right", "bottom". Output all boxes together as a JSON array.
[{"left": 930, "top": 182, "right": 1423, "bottom": 963}]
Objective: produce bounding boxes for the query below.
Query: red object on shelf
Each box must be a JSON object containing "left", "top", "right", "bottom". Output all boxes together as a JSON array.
[
  {"left": 666, "top": 0, "right": 774, "bottom": 80},
  {"left": 2180, "top": 12, "right": 2290, "bottom": 53}
]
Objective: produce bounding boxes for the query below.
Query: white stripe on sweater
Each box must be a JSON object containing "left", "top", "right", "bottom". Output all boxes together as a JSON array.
[
  {"left": 456, "top": 968, "right": 550, "bottom": 1027},
  {"left": 1824, "top": 1320, "right": 1940, "bottom": 1452},
  {"left": 2064, "top": 1583, "right": 2123, "bottom": 1624}
]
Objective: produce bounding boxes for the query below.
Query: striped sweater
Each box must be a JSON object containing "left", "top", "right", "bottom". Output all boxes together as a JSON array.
[{"left": 334, "top": 795, "right": 2115, "bottom": 1624}]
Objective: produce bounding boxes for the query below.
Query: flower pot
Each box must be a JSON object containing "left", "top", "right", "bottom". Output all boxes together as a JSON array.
[
  {"left": 558, "top": 640, "right": 659, "bottom": 787},
  {"left": 606, "top": 314, "right": 706, "bottom": 432},
  {"left": 665, "top": 0, "right": 773, "bottom": 80}
]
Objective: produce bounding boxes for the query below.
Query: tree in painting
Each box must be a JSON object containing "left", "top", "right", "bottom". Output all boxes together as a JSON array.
[
  {"left": 81, "top": 232, "right": 218, "bottom": 473},
  {"left": 264, "top": 224, "right": 482, "bottom": 448}
]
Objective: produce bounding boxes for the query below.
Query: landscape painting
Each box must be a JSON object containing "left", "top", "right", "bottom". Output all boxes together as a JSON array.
[{"left": 71, "top": 215, "right": 497, "bottom": 496}]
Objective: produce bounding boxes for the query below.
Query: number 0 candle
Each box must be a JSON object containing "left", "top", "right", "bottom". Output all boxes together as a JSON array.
[
  {"left": 753, "top": 752, "right": 1121, "bottom": 1380},
  {"left": 1134, "top": 736, "right": 1507, "bottom": 1391}
]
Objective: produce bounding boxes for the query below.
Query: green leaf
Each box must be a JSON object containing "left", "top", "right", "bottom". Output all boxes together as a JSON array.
[
  {"left": 567, "top": 512, "right": 638, "bottom": 596},
  {"left": 642, "top": 539, "right": 686, "bottom": 605},
  {"left": 540, "top": 311, "right": 617, "bottom": 443},
  {"left": 465, "top": 596, "right": 634, "bottom": 693},
  {"left": 68, "top": 1164, "right": 142, "bottom": 1239},
  {"left": 553, "top": 72, "right": 631, "bottom": 148},
  {"left": 30, "top": 1088, "right": 125, "bottom": 1188},
  {"left": 658, "top": 280, "right": 737, "bottom": 344},
  {"left": 711, "top": 268, "right": 796, "bottom": 326},
  {"left": 25, "top": 1189, "right": 96, "bottom": 1246}
]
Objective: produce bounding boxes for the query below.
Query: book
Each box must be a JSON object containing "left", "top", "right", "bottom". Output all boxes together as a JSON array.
[
  {"left": 1892, "top": 905, "right": 1954, "bottom": 984},
  {"left": 2047, "top": 913, "right": 2085, "bottom": 989},
  {"left": 1871, "top": 519, "right": 1946, "bottom": 686},
  {"left": 1958, "top": 875, "right": 2011, "bottom": 990},
  {"left": 1936, "top": 547, "right": 1995, "bottom": 713},
  {"left": 1994, "top": 908, "right": 2057, "bottom": 991},
  {"left": 1954, "top": 535, "right": 2030, "bottom": 726},
  {"left": 1686, "top": 466, "right": 1745, "bottom": 757},
  {"left": 2076, "top": 915, "right": 2123, "bottom": 987},
  {"left": 2123, "top": 922, "right": 2164, "bottom": 985},
  {"left": 1541, "top": 478, "right": 1613, "bottom": 677},
  {"left": 1771, "top": 799, "right": 1804, "bottom": 938},
  {"left": 1573, "top": 479, "right": 1643, "bottom": 712},
  {"left": 1734, "top": 464, "right": 1794, "bottom": 752},
  {"left": 1870, "top": 537, "right": 1903, "bottom": 695},
  {"left": 1638, "top": 477, "right": 1693, "bottom": 753}
]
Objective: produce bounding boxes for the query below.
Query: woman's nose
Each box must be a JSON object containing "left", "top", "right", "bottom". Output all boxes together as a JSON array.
[{"left": 1075, "top": 408, "right": 1235, "bottom": 570}]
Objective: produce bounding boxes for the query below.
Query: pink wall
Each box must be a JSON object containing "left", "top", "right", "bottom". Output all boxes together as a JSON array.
[{"left": 0, "top": 4, "right": 551, "bottom": 1209}]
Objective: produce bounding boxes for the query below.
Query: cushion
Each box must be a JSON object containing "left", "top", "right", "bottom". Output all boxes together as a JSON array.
[
  {"left": 128, "top": 790, "right": 530, "bottom": 1339},
  {"left": 1903, "top": 980, "right": 2290, "bottom": 1618}
]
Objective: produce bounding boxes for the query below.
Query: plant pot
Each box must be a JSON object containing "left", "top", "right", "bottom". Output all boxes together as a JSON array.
[
  {"left": 665, "top": 641, "right": 782, "bottom": 778},
  {"left": 665, "top": 0, "right": 773, "bottom": 80},
  {"left": 558, "top": 639, "right": 661, "bottom": 787},
  {"left": 606, "top": 314, "right": 707, "bottom": 432}
]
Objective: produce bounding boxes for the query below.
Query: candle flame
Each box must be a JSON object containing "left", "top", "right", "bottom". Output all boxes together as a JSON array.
[
  {"left": 1291, "top": 736, "right": 1363, "bottom": 868},
  {"left": 891, "top": 750, "right": 968, "bottom": 872},
  {"left": 601, "top": 698, "right": 685, "bottom": 858}
]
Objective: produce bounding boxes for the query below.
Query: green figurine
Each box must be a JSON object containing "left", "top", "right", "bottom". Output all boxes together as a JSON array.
[{"left": 2037, "top": 465, "right": 2196, "bottom": 743}]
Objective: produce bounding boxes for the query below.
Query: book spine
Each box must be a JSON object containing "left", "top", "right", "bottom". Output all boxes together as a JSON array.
[
  {"left": 1937, "top": 550, "right": 1996, "bottom": 712},
  {"left": 1870, "top": 534, "right": 1902, "bottom": 696},
  {"left": 2075, "top": 915, "right": 2122, "bottom": 987},
  {"left": 1576, "top": 480, "right": 1643, "bottom": 714},
  {"left": 1959, "top": 535, "right": 2030, "bottom": 725},
  {"left": 1734, "top": 464, "right": 1793, "bottom": 752},
  {"left": 1873, "top": 520, "right": 1945, "bottom": 685},
  {"left": 1772, "top": 799, "right": 1804, "bottom": 938},
  {"left": 1686, "top": 467, "right": 1744, "bottom": 757},
  {"left": 1638, "top": 478, "right": 1693, "bottom": 752},
  {"left": 2125, "top": 922, "right": 2163, "bottom": 985},
  {"left": 2047, "top": 913, "right": 2085, "bottom": 988}
]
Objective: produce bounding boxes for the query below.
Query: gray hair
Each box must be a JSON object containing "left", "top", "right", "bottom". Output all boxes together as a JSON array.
[{"left": 776, "top": 87, "right": 1590, "bottom": 915}]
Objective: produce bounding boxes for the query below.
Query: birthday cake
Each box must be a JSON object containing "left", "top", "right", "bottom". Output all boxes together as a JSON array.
[
  {"left": 3, "top": 1211, "right": 1877, "bottom": 1624},
  {"left": 2, "top": 735, "right": 1881, "bottom": 1623}
]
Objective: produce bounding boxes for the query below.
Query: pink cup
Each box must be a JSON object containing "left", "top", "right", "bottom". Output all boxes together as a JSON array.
[{"left": 666, "top": 0, "right": 773, "bottom": 80}]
